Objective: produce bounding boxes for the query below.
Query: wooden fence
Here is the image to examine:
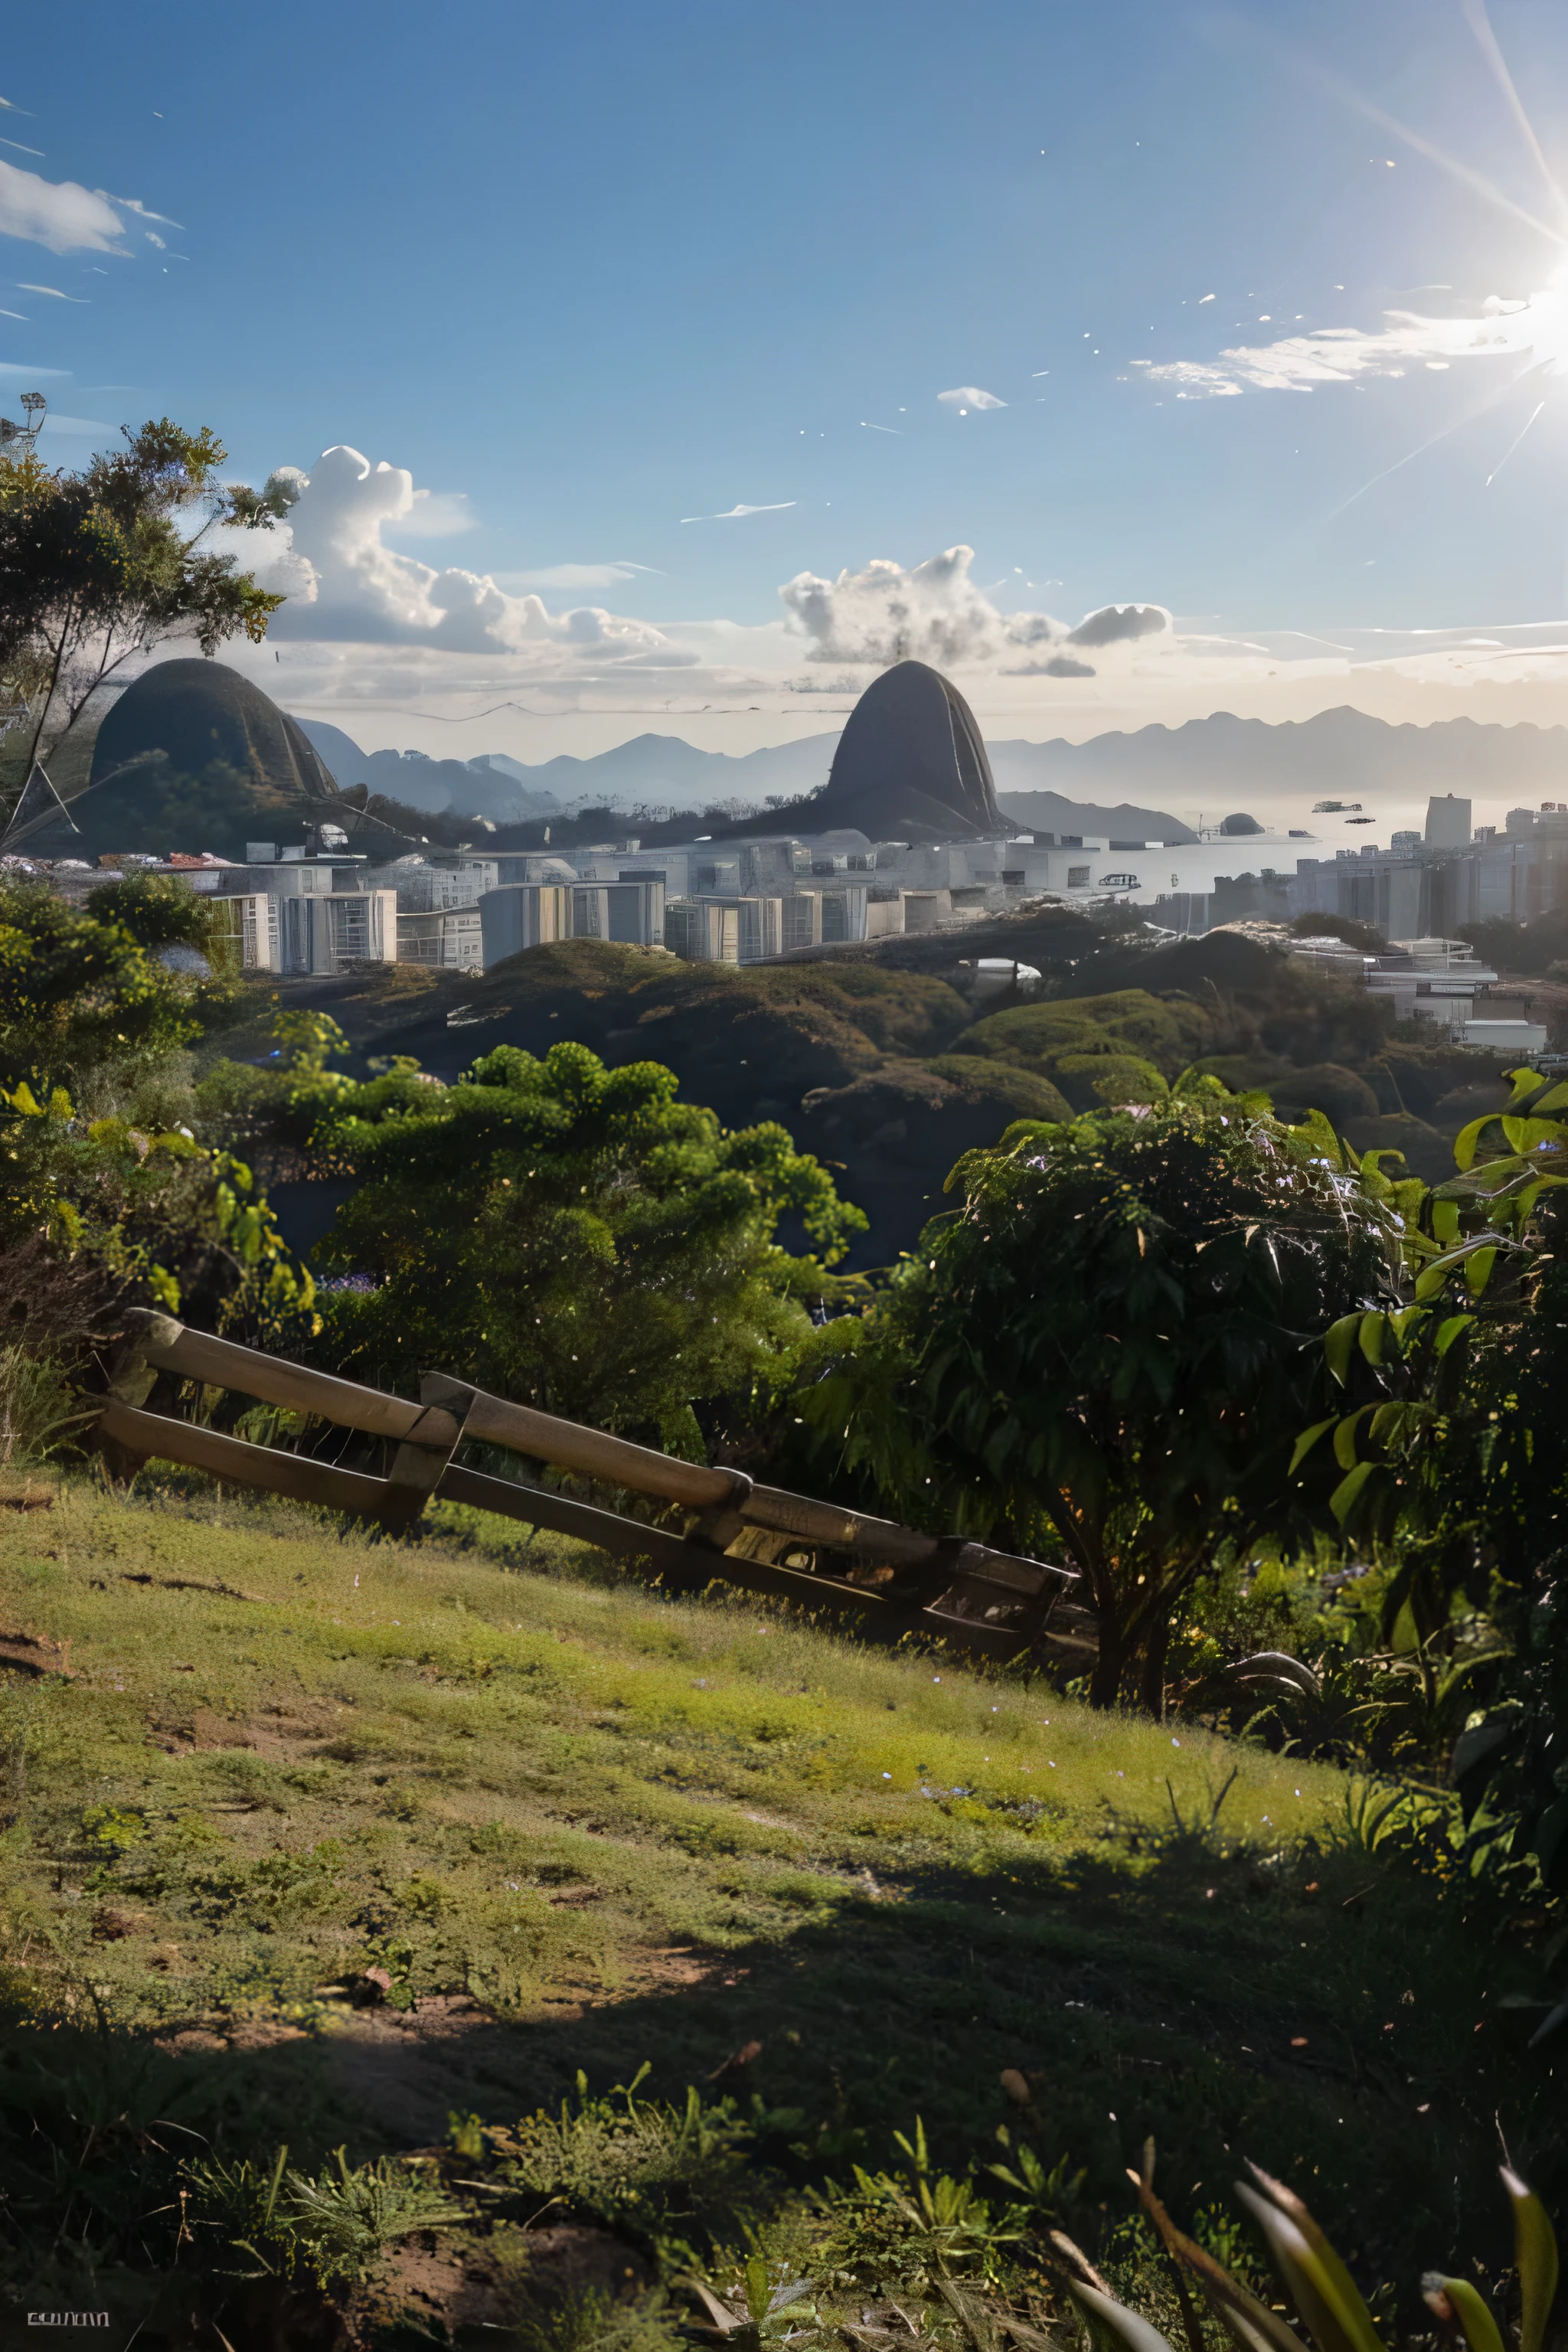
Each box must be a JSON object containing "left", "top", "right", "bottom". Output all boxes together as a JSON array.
[{"left": 91, "top": 1311, "right": 1080, "bottom": 1663}]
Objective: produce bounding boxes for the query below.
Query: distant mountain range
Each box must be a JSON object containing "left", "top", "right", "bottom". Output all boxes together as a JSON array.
[
  {"left": 988, "top": 705, "right": 1568, "bottom": 808},
  {"left": 292, "top": 704, "right": 1568, "bottom": 837},
  {"left": 294, "top": 719, "right": 842, "bottom": 820}
]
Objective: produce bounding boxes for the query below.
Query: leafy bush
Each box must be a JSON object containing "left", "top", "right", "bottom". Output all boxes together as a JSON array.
[
  {"left": 311, "top": 1038, "right": 867, "bottom": 1451},
  {"left": 792, "top": 1089, "right": 1400, "bottom": 1709}
]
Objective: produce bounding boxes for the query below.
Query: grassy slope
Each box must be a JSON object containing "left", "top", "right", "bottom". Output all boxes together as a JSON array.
[{"left": 2, "top": 1477, "right": 1557, "bottom": 2281}]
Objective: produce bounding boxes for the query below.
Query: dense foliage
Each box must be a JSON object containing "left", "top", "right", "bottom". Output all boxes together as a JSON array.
[
  {"left": 0, "top": 874, "right": 314, "bottom": 1446},
  {"left": 309, "top": 1038, "right": 867, "bottom": 1452},
  {"left": 790, "top": 1086, "right": 1401, "bottom": 1707}
]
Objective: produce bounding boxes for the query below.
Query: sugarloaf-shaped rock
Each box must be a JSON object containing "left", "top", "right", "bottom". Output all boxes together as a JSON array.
[
  {"left": 30, "top": 658, "right": 348, "bottom": 858},
  {"left": 808, "top": 661, "right": 1003, "bottom": 839}
]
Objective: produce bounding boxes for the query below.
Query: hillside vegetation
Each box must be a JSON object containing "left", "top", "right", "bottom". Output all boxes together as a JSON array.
[
  {"left": 224, "top": 916, "right": 1526, "bottom": 1265},
  {"left": 1, "top": 1477, "right": 1554, "bottom": 2342}
]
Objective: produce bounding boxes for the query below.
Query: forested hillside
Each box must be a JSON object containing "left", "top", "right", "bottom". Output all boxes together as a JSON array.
[{"left": 230, "top": 913, "right": 1524, "bottom": 1266}]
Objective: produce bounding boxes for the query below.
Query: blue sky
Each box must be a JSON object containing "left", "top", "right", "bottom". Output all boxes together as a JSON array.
[{"left": 11, "top": 0, "right": 1568, "bottom": 751}]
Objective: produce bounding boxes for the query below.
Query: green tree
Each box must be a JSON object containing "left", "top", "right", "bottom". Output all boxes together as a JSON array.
[
  {"left": 0, "top": 871, "right": 314, "bottom": 1363},
  {"left": 1292, "top": 1069, "right": 1568, "bottom": 1888},
  {"left": 0, "top": 418, "right": 290, "bottom": 801},
  {"left": 310, "top": 1039, "right": 867, "bottom": 1455},
  {"left": 791, "top": 1090, "right": 1400, "bottom": 1710}
]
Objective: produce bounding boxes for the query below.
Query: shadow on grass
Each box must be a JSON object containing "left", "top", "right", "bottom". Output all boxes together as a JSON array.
[{"left": 3, "top": 1796, "right": 1556, "bottom": 2342}]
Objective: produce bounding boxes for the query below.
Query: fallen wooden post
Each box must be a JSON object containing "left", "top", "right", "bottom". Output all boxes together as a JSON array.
[{"left": 94, "top": 1311, "right": 1076, "bottom": 1661}]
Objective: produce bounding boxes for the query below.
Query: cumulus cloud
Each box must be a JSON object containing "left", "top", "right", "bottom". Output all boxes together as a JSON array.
[
  {"left": 1142, "top": 283, "right": 1568, "bottom": 398},
  {"left": 1065, "top": 602, "right": 1169, "bottom": 648},
  {"left": 382, "top": 488, "right": 475, "bottom": 538},
  {"left": 0, "top": 160, "right": 125, "bottom": 254},
  {"left": 251, "top": 446, "right": 684, "bottom": 668},
  {"left": 1011, "top": 653, "right": 1096, "bottom": 678},
  {"left": 938, "top": 386, "right": 1007, "bottom": 410},
  {"left": 778, "top": 544, "right": 1171, "bottom": 674}
]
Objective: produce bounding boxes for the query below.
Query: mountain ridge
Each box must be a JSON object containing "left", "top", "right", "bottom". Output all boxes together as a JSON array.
[{"left": 290, "top": 704, "right": 1568, "bottom": 833}]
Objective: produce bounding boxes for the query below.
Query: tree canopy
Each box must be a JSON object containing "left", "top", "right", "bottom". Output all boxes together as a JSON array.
[
  {"left": 792, "top": 1087, "right": 1401, "bottom": 1707},
  {"left": 0, "top": 420, "right": 290, "bottom": 797},
  {"left": 311, "top": 1038, "right": 868, "bottom": 1455}
]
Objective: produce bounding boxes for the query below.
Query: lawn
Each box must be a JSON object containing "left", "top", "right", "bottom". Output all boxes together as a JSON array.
[{"left": 0, "top": 1474, "right": 1557, "bottom": 2338}]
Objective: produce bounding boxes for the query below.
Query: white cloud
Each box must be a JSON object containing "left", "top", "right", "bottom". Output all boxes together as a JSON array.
[
  {"left": 382, "top": 488, "right": 475, "bottom": 538},
  {"left": 681, "top": 501, "right": 795, "bottom": 521},
  {"left": 104, "top": 193, "right": 182, "bottom": 228},
  {"left": 18, "top": 283, "right": 87, "bottom": 301},
  {"left": 0, "top": 160, "right": 125, "bottom": 255},
  {"left": 1145, "top": 282, "right": 1568, "bottom": 398},
  {"left": 778, "top": 544, "right": 1170, "bottom": 671},
  {"left": 253, "top": 445, "right": 684, "bottom": 668},
  {"left": 495, "top": 561, "right": 660, "bottom": 589},
  {"left": 938, "top": 386, "right": 1007, "bottom": 410}
]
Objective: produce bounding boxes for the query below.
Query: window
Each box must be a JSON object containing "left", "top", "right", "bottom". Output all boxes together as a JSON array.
[{"left": 1067, "top": 865, "right": 1091, "bottom": 889}]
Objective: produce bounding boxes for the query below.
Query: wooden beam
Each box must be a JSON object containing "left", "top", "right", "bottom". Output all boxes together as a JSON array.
[
  {"left": 434, "top": 1464, "right": 1030, "bottom": 1658},
  {"left": 123, "top": 1312, "right": 462, "bottom": 1450},
  {"left": 95, "top": 1399, "right": 390, "bottom": 1516},
  {"left": 422, "top": 1375, "right": 753, "bottom": 1513},
  {"left": 436, "top": 1462, "right": 721, "bottom": 1582}
]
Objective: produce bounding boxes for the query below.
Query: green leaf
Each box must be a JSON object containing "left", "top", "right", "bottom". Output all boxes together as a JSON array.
[
  {"left": 1430, "top": 1199, "right": 1460, "bottom": 1245},
  {"left": 1501, "top": 2168, "right": 1559, "bottom": 2352},
  {"left": 1357, "top": 1313, "right": 1388, "bottom": 1367},
  {"left": 1506, "top": 1065, "right": 1550, "bottom": 1105},
  {"left": 1233, "top": 2177, "right": 1383, "bottom": 2352},
  {"left": 1132, "top": 2172, "right": 1308, "bottom": 2352},
  {"left": 1501, "top": 1116, "right": 1568, "bottom": 1155},
  {"left": 1414, "top": 1258, "right": 1459, "bottom": 1302},
  {"left": 1324, "top": 1314, "right": 1362, "bottom": 1387},
  {"left": 1434, "top": 1314, "right": 1474, "bottom": 1357},
  {"left": 1290, "top": 1108, "right": 1346, "bottom": 1170},
  {"left": 1453, "top": 1116, "right": 1499, "bottom": 1173},
  {"left": 1426, "top": 2278, "right": 1504, "bottom": 2352},
  {"left": 1514, "top": 1175, "right": 1568, "bottom": 1221},
  {"left": 1289, "top": 1416, "right": 1338, "bottom": 1475},
  {"left": 1465, "top": 1246, "right": 1498, "bottom": 1298},
  {"left": 1531, "top": 1080, "right": 1568, "bottom": 1114},
  {"left": 1328, "top": 1461, "right": 1377, "bottom": 1527},
  {"left": 1367, "top": 1402, "right": 1408, "bottom": 1449},
  {"left": 1332, "top": 1410, "right": 1370, "bottom": 1472},
  {"left": 1070, "top": 2280, "right": 1181, "bottom": 2352}
]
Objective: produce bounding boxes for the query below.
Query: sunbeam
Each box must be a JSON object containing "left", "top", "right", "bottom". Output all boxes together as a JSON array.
[
  {"left": 1212, "top": 8, "right": 1568, "bottom": 250},
  {"left": 1316, "top": 366, "right": 1538, "bottom": 530},
  {"left": 1485, "top": 397, "right": 1547, "bottom": 484},
  {"left": 1460, "top": 0, "right": 1568, "bottom": 227}
]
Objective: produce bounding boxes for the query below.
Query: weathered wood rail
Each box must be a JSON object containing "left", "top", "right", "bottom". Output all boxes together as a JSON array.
[{"left": 92, "top": 1311, "right": 1076, "bottom": 1661}]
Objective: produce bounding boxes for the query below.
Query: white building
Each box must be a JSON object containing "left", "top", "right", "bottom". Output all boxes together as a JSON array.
[
  {"left": 479, "top": 884, "right": 570, "bottom": 965},
  {"left": 397, "top": 906, "right": 485, "bottom": 968},
  {"left": 478, "top": 878, "right": 664, "bottom": 965},
  {"left": 665, "top": 886, "right": 868, "bottom": 962},
  {"left": 209, "top": 887, "right": 396, "bottom": 974}
]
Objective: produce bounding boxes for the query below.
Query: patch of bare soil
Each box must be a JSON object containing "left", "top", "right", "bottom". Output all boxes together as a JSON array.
[
  {"left": 0, "top": 1627, "right": 74, "bottom": 1677},
  {"left": 150, "top": 1700, "right": 343, "bottom": 1755}
]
